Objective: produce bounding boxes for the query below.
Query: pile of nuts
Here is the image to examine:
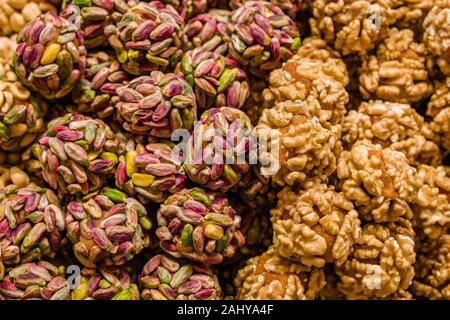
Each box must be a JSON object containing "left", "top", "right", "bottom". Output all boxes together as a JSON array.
[{"left": 0, "top": 0, "right": 449, "bottom": 300}]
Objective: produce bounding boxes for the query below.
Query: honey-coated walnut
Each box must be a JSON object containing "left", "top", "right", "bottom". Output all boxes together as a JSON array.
[
  {"left": 336, "top": 219, "right": 416, "bottom": 299},
  {"left": 234, "top": 247, "right": 326, "bottom": 299},
  {"left": 337, "top": 142, "right": 422, "bottom": 222},
  {"left": 257, "top": 99, "right": 343, "bottom": 187},
  {"left": 413, "top": 165, "right": 450, "bottom": 240},
  {"left": 271, "top": 181, "right": 361, "bottom": 267},
  {"left": 359, "top": 28, "right": 432, "bottom": 103}
]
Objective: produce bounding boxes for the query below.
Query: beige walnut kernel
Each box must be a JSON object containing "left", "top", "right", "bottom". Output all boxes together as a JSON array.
[
  {"left": 234, "top": 247, "right": 326, "bottom": 300},
  {"left": 342, "top": 100, "right": 441, "bottom": 165},
  {"left": 257, "top": 99, "right": 343, "bottom": 187},
  {"left": 423, "top": 0, "right": 450, "bottom": 76},
  {"left": 413, "top": 235, "right": 450, "bottom": 299},
  {"left": 359, "top": 28, "right": 432, "bottom": 103},
  {"left": 337, "top": 142, "right": 422, "bottom": 222},
  {"left": 336, "top": 219, "right": 416, "bottom": 299},
  {"left": 413, "top": 165, "right": 450, "bottom": 240},
  {"left": 263, "top": 38, "right": 349, "bottom": 125},
  {"left": 427, "top": 78, "right": 450, "bottom": 117},
  {"left": 427, "top": 108, "right": 450, "bottom": 151},
  {"left": 309, "top": 0, "right": 405, "bottom": 56},
  {"left": 271, "top": 181, "right": 361, "bottom": 268}
]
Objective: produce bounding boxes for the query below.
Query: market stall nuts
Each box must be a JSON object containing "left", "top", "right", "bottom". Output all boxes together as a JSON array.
[
  {"left": 139, "top": 254, "right": 222, "bottom": 300},
  {"left": 257, "top": 99, "right": 343, "bottom": 187},
  {"left": 0, "top": 80, "right": 46, "bottom": 154},
  {"left": 71, "top": 266, "right": 140, "bottom": 300},
  {"left": 65, "top": 189, "right": 152, "bottom": 269},
  {"left": 336, "top": 142, "right": 421, "bottom": 222},
  {"left": 234, "top": 247, "right": 326, "bottom": 299},
  {"left": 0, "top": 166, "right": 29, "bottom": 189},
  {"left": 342, "top": 100, "right": 441, "bottom": 166},
  {"left": 413, "top": 165, "right": 450, "bottom": 240},
  {"left": 309, "top": 0, "right": 399, "bottom": 56},
  {"left": 271, "top": 181, "right": 361, "bottom": 267},
  {"left": 427, "top": 78, "right": 450, "bottom": 118},
  {"left": 0, "top": 36, "right": 18, "bottom": 82},
  {"left": 0, "top": 261, "right": 69, "bottom": 299},
  {"left": 359, "top": 28, "right": 432, "bottom": 103},
  {"left": 0, "top": 0, "right": 58, "bottom": 37},
  {"left": 427, "top": 108, "right": 450, "bottom": 151},
  {"left": 335, "top": 219, "right": 416, "bottom": 299},
  {"left": 413, "top": 234, "right": 450, "bottom": 299},
  {"left": 0, "top": 184, "right": 65, "bottom": 272},
  {"left": 423, "top": 0, "right": 450, "bottom": 76},
  {"left": 263, "top": 37, "right": 349, "bottom": 125}
]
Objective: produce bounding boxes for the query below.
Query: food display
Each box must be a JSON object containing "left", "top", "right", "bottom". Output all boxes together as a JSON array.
[{"left": 0, "top": 0, "right": 449, "bottom": 301}]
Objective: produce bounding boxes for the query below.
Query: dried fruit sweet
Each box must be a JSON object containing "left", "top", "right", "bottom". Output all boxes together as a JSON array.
[
  {"left": 336, "top": 219, "right": 416, "bottom": 299},
  {"left": 156, "top": 188, "right": 245, "bottom": 265},
  {"left": 71, "top": 266, "right": 140, "bottom": 300},
  {"left": 72, "top": 51, "right": 130, "bottom": 119},
  {"left": 342, "top": 100, "right": 441, "bottom": 166},
  {"left": 184, "top": 107, "right": 254, "bottom": 192},
  {"left": 13, "top": 12, "right": 87, "bottom": 99},
  {"left": 35, "top": 113, "right": 119, "bottom": 196},
  {"left": 139, "top": 254, "right": 222, "bottom": 300},
  {"left": 65, "top": 189, "right": 151, "bottom": 268},
  {"left": 61, "top": 0, "right": 134, "bottom": 50},
  {"left": 271, "top": 181, "right": 361, "bottom": 267},
  {"left": 0, "top": 184, "right": 64, "bottom": 273},
  {"left": 163, "top": 0, "right": 210, "bottom": 20},
  {"left": 359, "top": 28, "right": 432, "bottom": 103},
  {"left": 234, "top": 247, "right": 326, "bottom": 299},
  {"left": 184, "top": 9, "right": 230, "bottom": 53},
  {"left": 309, "top": 0, "right": 416, "bottom": 55},
  {"left": 337, "top": 142, "right": 422, "bottom": 222},
  {"left": 176, "top": 48, "right": 250, "bottom": 110},
  {"left": 0, "top": 261, "right": 69, "bottom": 300},
  {"left": 226, "top": 1, "right": 301, "bottom": 78},
  {"left": 114, "top": 71, "right": 196, "bottom": 138},
  {"left": 106, "top": 1, "right": 185, "bottom": 75},
  {"left": 262, "top": 37, "right": 349, "bottom": 125},
  {"left": 230, "top": 0, "right": 304, "bottom": 18},
  {"left": 115, "top": 136, "right": 187, "bottom": 203},
  {"left": 257, "top": 99, "right": 343, "bottom": 187}
]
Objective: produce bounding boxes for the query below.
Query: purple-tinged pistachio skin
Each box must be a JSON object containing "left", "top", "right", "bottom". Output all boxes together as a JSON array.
[
  {"left": 0, "top": 261, "right": 69, "bottom": 300},
  {"left": 105, "top": 1, "right": 185, "bottom": 75},
  {"left": 35, "top": 113, "right": 119, "bottom": 196},
  {"left": 156, "top": 188, "right": 245, "bottom": 264},
  {"left": 71, "top": 266, "right": 140, "bottom": 300},
  {"left": 72, "top": 51, "right": 130, "bottom": 119},
  {"left": 176, "top": 48, "right": 250, "bottom": 110},
  {"left": 65, "top": 189, "right": 151, "bottom": 269},
  {"left": 0, "top": 184, "right": 64, "bottom": 273},
  {"left": 115, "top": 135, "right": 187, "bottom": 204},
  {"left": 13, "top": 12, "right": 87, "bottom": 100},
  {"left": 184, "top": 107, "right": 254, "bottom": 192},
  {"left": 114, "top": 71, "right": 196, "bottom": 138},
  {"left": 139, "top": 253, "right": 221, "bottom": 300}
]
